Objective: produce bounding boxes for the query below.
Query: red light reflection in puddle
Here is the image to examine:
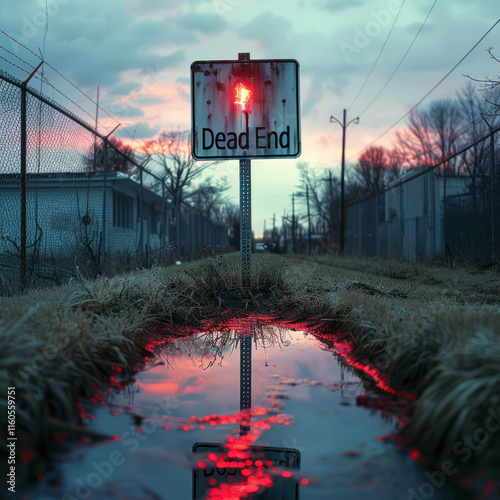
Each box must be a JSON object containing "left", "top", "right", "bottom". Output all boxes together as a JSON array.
[
  {"left": 81, "top": 315, "right": 419, "bottom": 497},
  {"left": 190, "top": 407, "right": 307, "bottom": 499},
  {"left": 152, "top": 317, "right": 406, "bottom": 499}
]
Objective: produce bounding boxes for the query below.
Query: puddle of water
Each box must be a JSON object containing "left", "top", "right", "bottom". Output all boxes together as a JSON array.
[{"left": 28, "top": 322, "right": 470, "bottom": 500}]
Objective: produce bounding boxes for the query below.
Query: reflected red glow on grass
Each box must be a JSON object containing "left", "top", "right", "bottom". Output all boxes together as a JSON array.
[{"left": 308, "top": 333, "right": 403, "bottom": 395}]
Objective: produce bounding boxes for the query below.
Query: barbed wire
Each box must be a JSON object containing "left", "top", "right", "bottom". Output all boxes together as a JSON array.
[
  {"left": 0, "top": 44, "right": 36, "bottom": 71},
  {"left": 0, "top": 30, "right": 124, "bottom": 135},
  {"left": 0, "top": 54, "right": 31, "bottom": 75}
]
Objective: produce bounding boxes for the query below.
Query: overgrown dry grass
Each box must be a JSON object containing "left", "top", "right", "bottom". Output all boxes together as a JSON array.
[
  {"left": 1, "top": 252, "right": 500, "bottom": 481},
  {"left": 0, "top": 252, "right": 299, "bottom": 477},
  {"left": 288, "top": 255, "right": 500, "bottom": 472}
]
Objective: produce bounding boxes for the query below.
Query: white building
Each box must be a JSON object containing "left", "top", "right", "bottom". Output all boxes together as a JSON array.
[{"left": 0, "top": 172, "right": 170, "bottom": 261}]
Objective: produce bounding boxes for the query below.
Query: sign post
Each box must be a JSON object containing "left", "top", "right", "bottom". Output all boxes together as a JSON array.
[
  {"left": 238, "top": 53, "right": 252, "bottom": 286},
  {"left": 191, "top": 53, "right": 300, "bottom": 285}
]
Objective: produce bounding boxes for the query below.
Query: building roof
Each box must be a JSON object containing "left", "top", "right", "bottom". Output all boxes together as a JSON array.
[{"left": 0, "top": 171, "right": 170, "bottom": 208}]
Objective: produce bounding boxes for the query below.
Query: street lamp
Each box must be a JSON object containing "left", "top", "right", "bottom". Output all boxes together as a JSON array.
[{"left": 330, "top": 109, "right": 359, "bottom": 255}]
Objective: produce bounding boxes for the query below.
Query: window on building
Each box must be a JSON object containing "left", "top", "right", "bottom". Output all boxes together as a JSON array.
[{"left": 113, "top": 191, "right": 133, "bottom": 229}]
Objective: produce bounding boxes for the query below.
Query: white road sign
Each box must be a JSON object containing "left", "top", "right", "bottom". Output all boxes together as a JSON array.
[{"left": 191, "top": 59, "right": 301, "bottom": 160}]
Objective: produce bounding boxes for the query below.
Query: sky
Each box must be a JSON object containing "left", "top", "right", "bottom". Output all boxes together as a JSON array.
[{"left": 1, "top": 0, "right": 499, "bottom": 236}]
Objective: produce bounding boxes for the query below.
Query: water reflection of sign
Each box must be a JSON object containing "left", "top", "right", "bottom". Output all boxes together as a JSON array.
[{"left": 192, "top": 443, "right": 300, "bottom": 500}]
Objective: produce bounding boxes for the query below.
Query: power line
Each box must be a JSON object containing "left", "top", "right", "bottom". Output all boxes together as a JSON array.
[
  {"left": 347, "top": 123, "right": 500, "bottom": 207},
  {"left": 356, "top": 0, "right": 438, "bottom": 118},
  {"left": 32, "top": 73, "right": 98, "bottom": 123},
  {"left": 348, "top": 0, "right": 407, "bottom": 111},
  {"left": 345, "top": 18, "right": 500, "bottom": 164},
  {"left": 43, "top": 62, "right": 145, "bottom": 146},
  {"left": 342, "top": 109, "right": 496, "bottom": 172}
]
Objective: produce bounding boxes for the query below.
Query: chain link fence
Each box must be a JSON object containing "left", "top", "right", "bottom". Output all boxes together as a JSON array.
[
  {"left": 0, "top": 70, "right": 228, "bottom": 296},
  {"left": 345, "top": 128, "right": 500, "bottom": 263}
]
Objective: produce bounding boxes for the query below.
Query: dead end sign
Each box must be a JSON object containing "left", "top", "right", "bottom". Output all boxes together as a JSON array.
[{"left": 191, "top": 59, "right": 301, "bottom": 160}]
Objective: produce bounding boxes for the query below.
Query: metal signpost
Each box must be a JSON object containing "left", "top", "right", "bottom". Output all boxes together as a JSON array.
[
  {"left": 191, "top": 57, "right": 301, "bottom": 497},
  {"left": 191, "top": 53, "right": 300, "bottom": 286}
]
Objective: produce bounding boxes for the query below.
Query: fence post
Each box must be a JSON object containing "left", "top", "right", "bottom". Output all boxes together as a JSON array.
[
  {"left": 102, "top": 140, "right": 108, "bottom": 263},
  {"left": 160, "top": 183, "right": 165, "bottom": 262},
  {"left": 191, "top": 210, "right": 195, "bottom": 261},
  {"left": 139, "top": 167, "right": 143, "bottom": 264},
  {"left": 490, "top": 127, "right": 496, "bottom": 258},
  {"left": 18, "top": 63, "right": 43, "bottom": 290},
  {"left": 20, "top": 83, "right": 27, "bottom": 289}
]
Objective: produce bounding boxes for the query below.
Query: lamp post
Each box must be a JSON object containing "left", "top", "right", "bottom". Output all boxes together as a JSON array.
[{"left": 330, "top": 109, "right": 359, "bottom": 255}]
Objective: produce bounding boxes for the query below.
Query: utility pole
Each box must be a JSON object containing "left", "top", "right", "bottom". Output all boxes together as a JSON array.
[
  {"left": 291, "top": 193, "right": 296, "bottom": 254},
  {"left": 272, "top": 213, "right": 276, "bottom": 251},
  {"left": 282, "top": 212, "right": 287, "bottom": 253},
  {"left": 321, "top": 170, "right": 335, "bottom": 249},
  {"left": 481, "top": 113, "right": 496, "bottom": 258},
  {"left": 306, "top": 184, "right": 312, "bottom": 255},
  {"left": 330, "top": 109, "right": 359, "bottom": 255}
]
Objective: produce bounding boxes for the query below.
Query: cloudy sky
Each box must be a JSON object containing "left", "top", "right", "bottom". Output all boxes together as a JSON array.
[{"left": 1, "top": 0, "right": 499, "bottom": 235}]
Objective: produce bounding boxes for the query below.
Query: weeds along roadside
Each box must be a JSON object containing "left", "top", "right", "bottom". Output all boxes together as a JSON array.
[
  {"left": 291, "top": 255, "right": 500, "bottom": 473},
  {"left": 0, "top": 253, "right": 303, "bottom": 477},
  {"left": 1, "top": 253, "right": 500, "bottom": 479}
]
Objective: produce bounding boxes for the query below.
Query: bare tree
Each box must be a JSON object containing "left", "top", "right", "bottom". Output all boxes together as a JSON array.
[
  {"left": 386, "top": 145, "right": 408, "bottom": 181},
  {"left": 465, "top": 48, "right": 500, "bottom": 106},
  {"left": 353, "top": 146, "right": 388, "bottom": 195},
  {"left": 456, "top": 84, "right": 500, "bottom": 211},
  {"left": 143, "top": 129, "right": 226, "bottom": 247},
  {"left": 219, "top": 202, "right": 240, "bottom": 250},
  {"left": 296, "top": 162, "right": 340, "bottom": 247},
  {"left": 395, "top": 99, "right": 462, "bottom": 173},
  {"left": 189, "top": 175, "right": 231, "bottom": 226},
  {"left": 85, "top": 136, "right": 136, "bottom": 174},
  {"left": 143, "top": 130, "right": 210, "bottom": 211}
]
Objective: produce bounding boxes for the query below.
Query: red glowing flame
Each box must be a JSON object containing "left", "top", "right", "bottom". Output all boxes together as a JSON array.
[{"left": 235, "top": 83, "right": 251, "bottom": 111}]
